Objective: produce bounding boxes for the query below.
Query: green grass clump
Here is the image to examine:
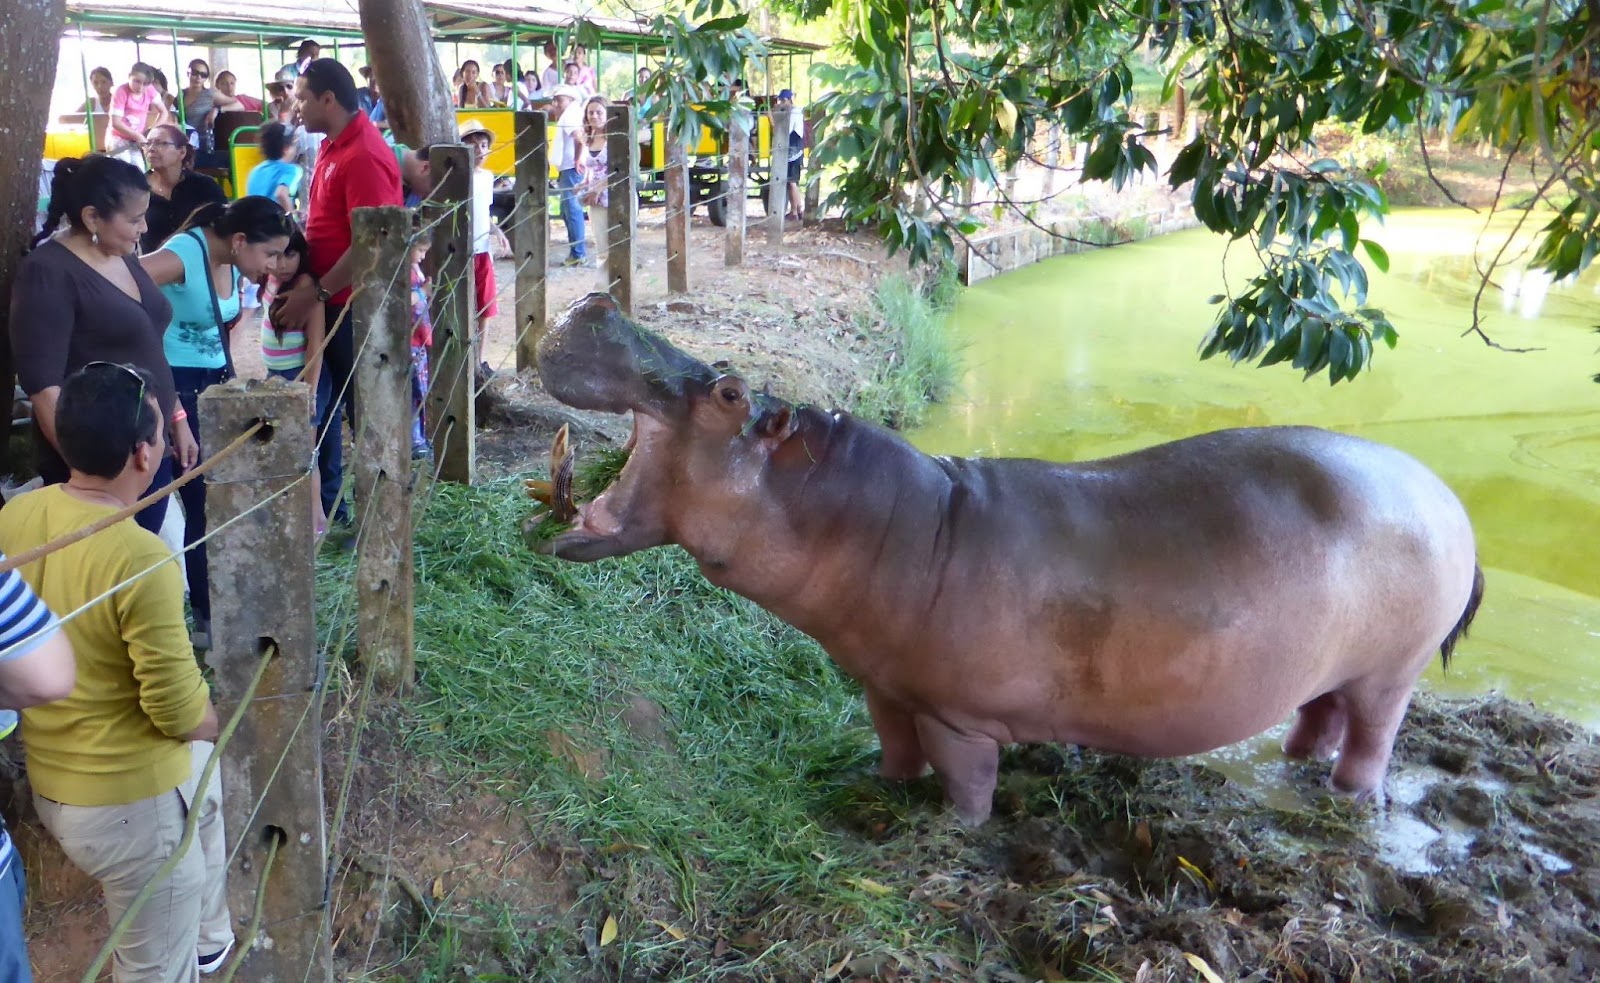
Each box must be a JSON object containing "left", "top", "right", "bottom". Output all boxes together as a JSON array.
[
  {"left": 573, "top": 445, "right": 630, "bottom": 500},
  {"left": 328, "top": 479, "right": 960, "bottom": 979},
  {"left": 852, "top": 265, "right": 964, "bottom": 430}
]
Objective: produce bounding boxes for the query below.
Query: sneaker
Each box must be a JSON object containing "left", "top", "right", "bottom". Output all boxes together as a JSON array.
[
  {"left": 190, "top": 617, "right": 211, "bottom": 652},
  {"left": 560, "top": 255, "right": 588, "bottom": 267},
  {"left": 198, "top": 939, "right": 235, "bottom": 974},
  {"left": 411, "top": 443, "right": 432, "bottom": 460}
]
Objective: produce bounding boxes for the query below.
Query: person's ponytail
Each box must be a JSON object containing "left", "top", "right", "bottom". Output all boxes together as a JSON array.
[{"left": 31, "top": 155, "right": 148, "bottom": 251}]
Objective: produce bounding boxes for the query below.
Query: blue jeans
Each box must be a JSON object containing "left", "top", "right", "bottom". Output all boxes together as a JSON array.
[
  {"left": 559, "top": 168, "right": 587, "bottom": 260},
  {"left": 0, "top": 843, "right": 32, "bottom": 983},
  {"left": 317, "top": 302, "right": 356, "bottom": 523},
  {"left": 171, "top": 366, "right": 230, "bottom": 624}
]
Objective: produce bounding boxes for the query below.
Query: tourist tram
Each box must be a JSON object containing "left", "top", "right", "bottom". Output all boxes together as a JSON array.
[{"left": 49, "top": 0, "right": 822, "bottom": 222}]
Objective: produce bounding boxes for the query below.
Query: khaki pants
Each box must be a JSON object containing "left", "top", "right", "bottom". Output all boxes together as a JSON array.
[{"left": 35, "top": 742, "right": 235, "bottom": 983}]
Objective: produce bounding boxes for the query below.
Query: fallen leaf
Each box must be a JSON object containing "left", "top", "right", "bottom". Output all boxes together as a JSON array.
[
  {"left": 823, "top": 951, "right": 854, "bottom": 979},
  {"left": 1496, "top": 902, "right": 1513, "bottom": 928},
  {"left": 1132, "top": 820, "right": 1153, "bottom": 858},
  {"left": 1222, "top": 908, "right": 1245, "bottom": 927},
  {"left": 1184, "top": 953, "right": 1226, "bottom": 983},
  {"left": 651, "top": 920, "right": 687, "bottom": 941},
  {"left": 847, "top": 876, "right": 893, "bottom": 896},
  {"left": 1098, "top": 904, "right": 1120, "bottom": 927},
  {"left": 712, "top": 938, "right": 729, "bottom": 958},
  {"left": 601, "top": 841, "right": 647, "bottom": 855},
  {"left": 600, "top": 914, "right": 618, "bottom": 947},
  {"left": 1082, "top": 923, "right": 1110, "bottom": 938},
  {"left": 1134, "top": 959, "right": 1154, "bottom": 983},
  {"left": 430, "top": 877, "right": 444, "bottom": 900},
  {"left": 1089, "top": 888, "right": 1115, "bottom": 904}
]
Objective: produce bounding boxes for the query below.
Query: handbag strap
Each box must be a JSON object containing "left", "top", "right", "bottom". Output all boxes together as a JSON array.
[{"left": 190, "top": 227, "right": 237, "bottom": 380}]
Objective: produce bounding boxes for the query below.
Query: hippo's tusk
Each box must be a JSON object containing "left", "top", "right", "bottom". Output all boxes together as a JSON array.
[
  {"left": 523, "top": 478, "right": 555, "bottom": 506},
  {"left": 550, "top": 424, "right": 577, "bottom": 522}
]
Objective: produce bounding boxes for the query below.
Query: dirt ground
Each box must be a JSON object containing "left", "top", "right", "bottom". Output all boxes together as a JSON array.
[{"left": 13, "top": 166, "right": 1599, "bottom": 982}]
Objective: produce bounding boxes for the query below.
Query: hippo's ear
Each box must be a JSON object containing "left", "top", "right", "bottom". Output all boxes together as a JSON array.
[{"left": 754, "top": 406, "right": 795, "bottom": 444}]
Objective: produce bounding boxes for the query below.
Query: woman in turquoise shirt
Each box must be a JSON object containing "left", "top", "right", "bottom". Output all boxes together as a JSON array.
[{"left": 141, "top": 197, "right": 292, "bottom": 645}]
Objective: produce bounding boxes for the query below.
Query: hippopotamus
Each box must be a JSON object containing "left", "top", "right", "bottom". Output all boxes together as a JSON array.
[{"left": 533, "top": 293, "right": 1484, "bottom": 825}]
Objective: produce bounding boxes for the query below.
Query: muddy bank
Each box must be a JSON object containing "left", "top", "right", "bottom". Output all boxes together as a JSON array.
[{"left": 810, "top": 692, "right": 1599, "bottom": 982}]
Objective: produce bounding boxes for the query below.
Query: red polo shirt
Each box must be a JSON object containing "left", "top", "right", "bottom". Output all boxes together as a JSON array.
[{"left": 305, "top": 111, "right": 402, "bottom": 304}]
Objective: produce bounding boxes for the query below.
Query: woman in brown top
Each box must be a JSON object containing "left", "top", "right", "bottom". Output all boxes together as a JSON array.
[{"left": 10, "top": 154, "right": 197, "bottom": 534}]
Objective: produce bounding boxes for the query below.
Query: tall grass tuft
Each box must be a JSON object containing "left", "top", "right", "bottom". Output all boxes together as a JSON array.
[{"left": 852, "top": 263, "right": 964, "bottom": 430}]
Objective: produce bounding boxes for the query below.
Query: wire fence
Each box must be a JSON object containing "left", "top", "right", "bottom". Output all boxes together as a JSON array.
[{"left": 5, "top": 105, "right": 820, "bottom": 982}]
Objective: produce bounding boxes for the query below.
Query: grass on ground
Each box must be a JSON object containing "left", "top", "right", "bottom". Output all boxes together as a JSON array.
[{"left": 317, "top": 479, "right": 1035, "bottom": 980}]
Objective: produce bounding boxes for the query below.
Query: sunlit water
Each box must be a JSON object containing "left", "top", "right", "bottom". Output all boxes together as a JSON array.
[{"left": 911, "top": 209, "right": 1600, "bottom": 744}]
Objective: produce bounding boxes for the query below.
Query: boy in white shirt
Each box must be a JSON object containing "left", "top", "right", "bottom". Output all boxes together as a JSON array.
[{"left": 458, "top": 120, "right": 510, "bottom": 343}]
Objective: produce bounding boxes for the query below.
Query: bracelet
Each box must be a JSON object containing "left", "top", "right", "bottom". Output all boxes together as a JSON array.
[{"left": 171, "top": 409, "right": 188, "bottom": 423}]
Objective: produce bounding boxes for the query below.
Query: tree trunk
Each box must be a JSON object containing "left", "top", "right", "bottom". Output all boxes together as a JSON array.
[
  {"left": 359, "top": 0, "right": 456, "bottom": 148},
  {"left": 0, "top": 0, "right": 65, "bottom": 476}
]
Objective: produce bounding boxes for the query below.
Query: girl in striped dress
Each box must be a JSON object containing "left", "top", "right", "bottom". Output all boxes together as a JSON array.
[{"left": 259, "top": 229, "right": 329, "bottom": 532}]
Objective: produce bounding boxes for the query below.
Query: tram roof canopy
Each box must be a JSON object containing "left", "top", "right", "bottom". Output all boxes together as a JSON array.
[{"left": 64, "top": 0, "right": 824, "bottom": 53}]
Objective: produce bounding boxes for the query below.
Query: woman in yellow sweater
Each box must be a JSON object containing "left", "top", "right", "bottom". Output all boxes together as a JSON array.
[{"left": 0, "top": 362, "right": 236, "bottom": 980}]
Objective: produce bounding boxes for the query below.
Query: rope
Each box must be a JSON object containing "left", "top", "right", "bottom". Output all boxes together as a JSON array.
[
  {"left": 0, "top": 421, "right": 265, "bottom": 578},
  {"left": 79, "top": 641, "right": 278, "bottom": 983}
]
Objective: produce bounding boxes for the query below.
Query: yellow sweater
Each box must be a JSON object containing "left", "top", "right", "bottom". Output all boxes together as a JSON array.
[{"left": 0, "top": 485, "right": 209, "bottom": 806}]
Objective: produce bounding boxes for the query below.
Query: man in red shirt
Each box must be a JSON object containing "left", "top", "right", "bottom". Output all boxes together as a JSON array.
[{"left": 276, "top": 58, "right": 402, "bottom": 525}]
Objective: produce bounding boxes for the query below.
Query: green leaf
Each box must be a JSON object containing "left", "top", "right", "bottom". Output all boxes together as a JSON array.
[{"left": 1360, "top": 240, "right": 1390, "bottom": 273}]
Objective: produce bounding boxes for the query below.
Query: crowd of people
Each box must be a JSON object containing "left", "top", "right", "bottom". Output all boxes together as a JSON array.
[{"left": 5, "top": 37, "right": 813, "bottom": 978}]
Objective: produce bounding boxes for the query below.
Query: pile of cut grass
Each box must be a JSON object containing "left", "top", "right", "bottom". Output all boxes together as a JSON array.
[{"left": 323, "top": 479, "right": 979, "bottom": 979}]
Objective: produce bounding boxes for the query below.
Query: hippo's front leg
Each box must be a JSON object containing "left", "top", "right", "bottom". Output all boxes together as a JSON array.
[
  {"left": 914, "top": 715, "right": 1000, "bottom": 826},
  {"left": 864, "top": 686, "right": 929, "bottom": 780}
]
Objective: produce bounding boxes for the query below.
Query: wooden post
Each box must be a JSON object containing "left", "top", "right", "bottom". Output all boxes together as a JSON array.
[
  {"left": 512, "top": 110, "right": 548, "bottom": 372},
  {"left": 604, "top": 104, "right": 637, "bottom": 312},
  {"left": 426, "top": 144, "right": 476, "bottom": 485},
  {"left": 725, "top": 109, "right": 748, "bottom": 267},
  {"left": 665, "top": 132, "right": 689, "bottom": 294},
  {"left": 201, "top": 378, "right": 330, "bottom": 983},
  {"left": 350, "top": 206, "right": 415, "bottom": 692},
  {"left": 766, "top": 105, "right": 790, "bottom": 245}
]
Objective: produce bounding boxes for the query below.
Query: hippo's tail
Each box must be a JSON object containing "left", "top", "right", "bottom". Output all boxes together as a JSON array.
[{"left": 1439, "top": 563, "right": 1485, "bottom": 671}]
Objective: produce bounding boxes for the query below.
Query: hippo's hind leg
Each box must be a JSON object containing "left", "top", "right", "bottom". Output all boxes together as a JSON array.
[
  {"left": 913, "top": 714, "right": 1000, "bottom": 826},
  {"left": 1283, "top": 692, "right": 1348, "bottom": 761},
  {"left": 1329, "top": 679, "right": 1418, "bottom": 798},
  {"left": 865, "top": 687, "right": 929, "bottom": 781}
]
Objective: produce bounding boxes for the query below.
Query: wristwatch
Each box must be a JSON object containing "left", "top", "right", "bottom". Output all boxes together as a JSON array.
[{"left": 313, "top": 279, "right": 332, "bottom": 303}]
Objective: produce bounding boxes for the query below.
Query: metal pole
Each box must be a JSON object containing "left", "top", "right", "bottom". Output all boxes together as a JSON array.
[{"left": 171, "top": 28, "right": 185, "bottom": 128}]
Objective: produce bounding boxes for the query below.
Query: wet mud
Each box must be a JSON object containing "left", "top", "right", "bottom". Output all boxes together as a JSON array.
[{"left": 820, "top": 693, "right": 1600, "bottom": 981}]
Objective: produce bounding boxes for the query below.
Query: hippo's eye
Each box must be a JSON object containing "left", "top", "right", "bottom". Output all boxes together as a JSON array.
[{"left": 720, "top": 387, "right": 741, "bottom": 403}]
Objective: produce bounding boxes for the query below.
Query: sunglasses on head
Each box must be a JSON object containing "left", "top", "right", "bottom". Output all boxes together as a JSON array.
[{"left": 83, "top": 362, "right": 150, "bottom": 436}]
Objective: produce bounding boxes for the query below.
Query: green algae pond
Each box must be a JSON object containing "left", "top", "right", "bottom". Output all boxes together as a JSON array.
[{"left": 912, "top": 209, "right": 1600, "bottom": 730}]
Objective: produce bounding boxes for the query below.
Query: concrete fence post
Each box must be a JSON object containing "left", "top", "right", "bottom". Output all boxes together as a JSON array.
[
  {"left": 766, "top": 105, "right": 791, "bottom": 245},
  {"left": 201, "top": 378, "right": 330, "bottom": 981},
  {"left": 512, "top": 110, "right": 548, "bottom": 372},
  {"left": 350, "top": 206, "right": 416, "bottom": 693},
  {"left": 665, "top": 132, "right": 690, "bottom": 294},
  {"left": 726, "top": 109, "right": 749, "bottom": 267},
  {"left": 604, "top": 104, "right": 637, "bottom": 313},
  {"left": 426, "top": 144, "right": 476, "bottom": 485}
]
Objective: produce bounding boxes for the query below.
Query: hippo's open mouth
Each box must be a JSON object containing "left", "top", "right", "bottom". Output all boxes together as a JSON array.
[{"left": 527, "top": 293, "right": 716, "bottom": 560}]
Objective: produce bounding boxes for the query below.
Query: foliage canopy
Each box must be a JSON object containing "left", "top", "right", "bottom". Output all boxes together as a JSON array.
[{"left": 636, "top": 0, "right": 1598, "bottom": 382}]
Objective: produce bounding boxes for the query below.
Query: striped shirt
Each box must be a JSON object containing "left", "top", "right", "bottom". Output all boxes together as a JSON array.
[
  {"left": 0, "top": 561, "right": 63, "bottom": 877},
  {"left": 259, "top": 275, "right": 308, "bottom": 372}
]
